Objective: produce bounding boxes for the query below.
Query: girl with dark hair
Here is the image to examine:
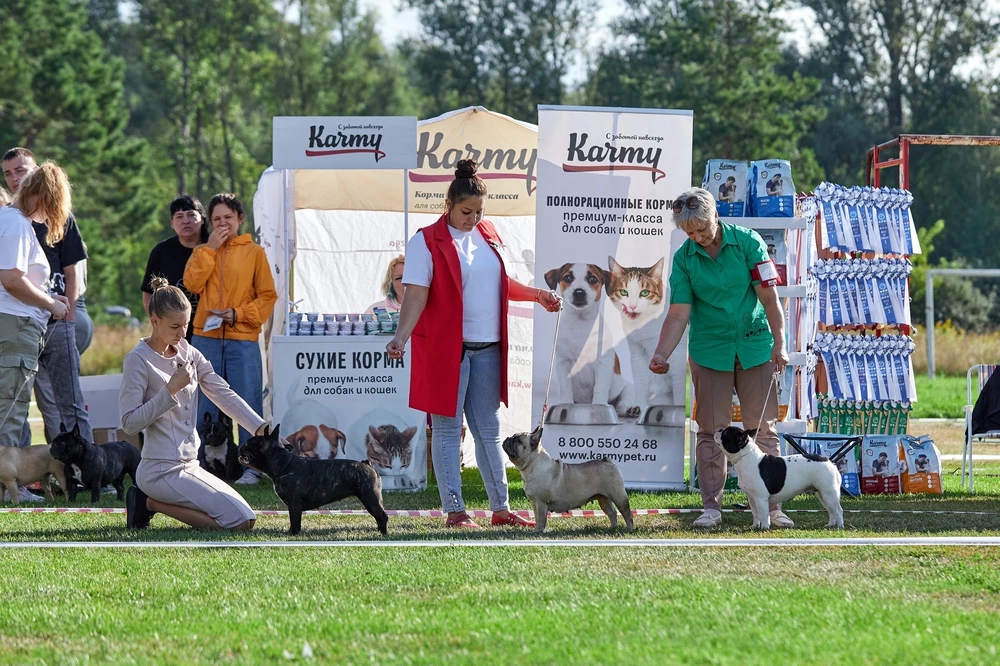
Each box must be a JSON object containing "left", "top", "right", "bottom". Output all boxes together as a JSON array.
[
  {"left": 141, "top": 195, "right": 209, "bottom": 341},
  {"left": 386, "top": 160, "right": 562, "bottom": 529},
  {"left": 184, "top": 193, "right": 277, "bottom": 485},
  {"left": 121, "top": 277, "right": 270, "bottom": 530}
]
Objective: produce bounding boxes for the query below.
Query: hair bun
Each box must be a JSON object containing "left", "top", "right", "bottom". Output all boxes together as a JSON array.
[
  {"left": 150, "top": 276, "right": 170, "bottom": 291},
  {"left": 455, "top": 159, "right": 478, "bottom": 179}
]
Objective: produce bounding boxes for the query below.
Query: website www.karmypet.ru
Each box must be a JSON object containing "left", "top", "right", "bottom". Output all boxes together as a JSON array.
[{"left": 561, "top": 451, "right": 657, "bottom": 463}]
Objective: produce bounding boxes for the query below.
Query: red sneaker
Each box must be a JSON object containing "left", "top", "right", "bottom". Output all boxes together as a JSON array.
[
  {"left": 491, "top": 512, "right": 536, "bottom": 528},
  {"left": 445, "top": 512, "right": 480, "bottom": 529}
]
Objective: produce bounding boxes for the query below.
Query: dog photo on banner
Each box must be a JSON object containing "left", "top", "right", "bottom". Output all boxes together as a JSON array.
[{"left": 531, "top": 106, "right": 693, "bottom": 491}]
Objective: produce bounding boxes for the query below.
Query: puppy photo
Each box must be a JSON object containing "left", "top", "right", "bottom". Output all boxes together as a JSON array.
[
  {"left": 280, "top": 379, "right": 345, "bottom": 460},
  {"left": 286, "top": 424, "right": 346, "bottom": 460},
  {"left": 238, "top": 425, "right": 388, "bottom": 536},
  {"left": 544, "top": 262, "right": 636, "bottom": 417},
  {"left": 50, "top": 424, "right": 140, "bottom": 502},
  {"left": 0, "top": 445, "right": 68, "bottom": 504},
  {"left": 717, "top": 426, "right": 844, "bottom": 529},
  {"left": 197, "top": 412, "right": 242, "bottom": 482},
  {"left": 502, "top": 427, "right": 633, "bottom": 533}
]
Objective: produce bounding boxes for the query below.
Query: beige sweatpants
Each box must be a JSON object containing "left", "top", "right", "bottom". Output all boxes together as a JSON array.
[
  {"left": 690, "top": 357, "right": 780, "bottom": 512},
  {"left": 137, "top": 458, "right": 256, "bottom": 529}
]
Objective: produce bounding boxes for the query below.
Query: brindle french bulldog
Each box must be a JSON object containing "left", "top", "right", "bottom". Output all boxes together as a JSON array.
[
  {"left": 502, "top": 427, "right": 634, "bottom": 533},
  {"left": 238, "top": 425, "right": 389, "bottom": 536}
]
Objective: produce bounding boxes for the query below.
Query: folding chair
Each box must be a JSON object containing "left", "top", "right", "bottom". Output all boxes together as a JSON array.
[{"left": 963, "top": 364, "right": 1000, "bottom": 493}]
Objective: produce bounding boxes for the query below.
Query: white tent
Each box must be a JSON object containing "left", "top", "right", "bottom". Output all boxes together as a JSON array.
[{"left": 254, "top": 107, "right": 540, "bottom": 450}]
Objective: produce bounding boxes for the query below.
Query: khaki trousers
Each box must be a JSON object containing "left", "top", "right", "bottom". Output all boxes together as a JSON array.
[
  {"left": 0, "top": 314, "right": 44, "bottom": 448},
  {"left": 691, "top": 357, "right": 779, "bottom": 512}
]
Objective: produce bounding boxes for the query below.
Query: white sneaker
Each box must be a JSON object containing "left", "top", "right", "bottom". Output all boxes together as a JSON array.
[
  {"left": 101, "top": 485, "right": 117, "bottom": 495},
  {"left": 693, "top": 509, "right": 722, "bottom": 528},
  {"left": 234, "top": 470, "right": 260, "bottom": 485},
  {"left": 769, "top": 510, "right": 795, "bottom": 528},
  {"left": 18, "top": 487, "right": 45, "bottom": 503}
]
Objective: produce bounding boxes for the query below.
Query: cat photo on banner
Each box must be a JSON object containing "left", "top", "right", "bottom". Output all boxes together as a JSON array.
[{"left": 607, "top": 256, "right": 686, "bottom": 409}]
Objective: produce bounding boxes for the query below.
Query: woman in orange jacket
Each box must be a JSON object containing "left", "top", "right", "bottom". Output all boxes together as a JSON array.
[{"left": 183, "top": 193, "right": 277, "bottom": 484}]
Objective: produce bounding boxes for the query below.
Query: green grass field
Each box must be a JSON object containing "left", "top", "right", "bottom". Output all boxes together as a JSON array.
[
  {"left": 2, "top": 546, "right": 999, "bottom": 665},
  {"left": 3, "top": 460, "right": 1000, "bottom": 664}
]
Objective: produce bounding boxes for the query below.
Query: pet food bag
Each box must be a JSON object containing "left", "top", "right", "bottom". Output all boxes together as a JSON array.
[
  {"left": 801, "top": 439, "right": 861, "bottom": 497},
  {"left": 900, "top": 435, "right": 943, "bottom": 495},
  {"left": 749, "top": 159, "right": 795, "bottom": 217},
  {"left": 755, "top": 228, "right": 788, "bottom": 285},
  {"left": 860, "top": 435, "right": 904, "bottom": 494},
  {"left": 703, "top": 160, "right": 748, "bottom": 217}
]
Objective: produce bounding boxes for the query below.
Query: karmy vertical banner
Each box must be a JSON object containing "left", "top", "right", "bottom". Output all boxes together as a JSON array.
[{"left": 533, "top": 106, "right": 693, "bottom": 491}]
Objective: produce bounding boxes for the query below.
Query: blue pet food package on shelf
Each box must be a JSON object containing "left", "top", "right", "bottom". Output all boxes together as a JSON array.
[
  {"left": 801, "top": 439, "right": 860, "bottom": 497},
  {"left": 703, "top": 160, "right": 748, "bottom": 217},
  {"left": 860, "top": 435, "right": 903, "bottom": 495},
  {"left": 749, "top": 159, "right": 795, "bottom": 217}
]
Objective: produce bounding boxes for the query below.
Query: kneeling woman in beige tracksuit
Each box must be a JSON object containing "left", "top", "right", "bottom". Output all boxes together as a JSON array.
[{"left": 119, "top": 278, "right": 270, "bottom": 530}]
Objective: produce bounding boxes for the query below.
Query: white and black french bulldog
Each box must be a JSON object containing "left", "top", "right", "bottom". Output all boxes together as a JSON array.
[{"left": 716, "top": 426, "right": 844, "bottom": 530}]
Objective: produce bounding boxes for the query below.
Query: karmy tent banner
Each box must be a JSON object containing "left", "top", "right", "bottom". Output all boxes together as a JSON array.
[{"left": 254, "top": 106, "right": 539, "bottom": 443}]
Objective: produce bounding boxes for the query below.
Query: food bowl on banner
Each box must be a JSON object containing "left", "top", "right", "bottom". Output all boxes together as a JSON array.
[{"left": 543, "top": 403, "right": 686, "bottom": 489}]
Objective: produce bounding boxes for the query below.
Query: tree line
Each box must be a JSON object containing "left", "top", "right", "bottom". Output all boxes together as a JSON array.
[{"left": 1, "top": 0, "right": 998, "bottom": 328}]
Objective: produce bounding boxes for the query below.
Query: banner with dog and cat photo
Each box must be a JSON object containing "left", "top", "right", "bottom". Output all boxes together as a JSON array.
[
  {"left": 270, "top": 337, "right": 428, "bottom": 491},
  {"left": 532, "top": 105, "right": 694, "bottom": 491}
]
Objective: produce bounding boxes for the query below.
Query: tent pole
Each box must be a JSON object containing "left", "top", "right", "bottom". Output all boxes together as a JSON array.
[
  {"left": 283, "top": 168, "right": 292, "bottom": 320},
  {"left": 403, "top": 169, "right": 410, "bottom": 242}
]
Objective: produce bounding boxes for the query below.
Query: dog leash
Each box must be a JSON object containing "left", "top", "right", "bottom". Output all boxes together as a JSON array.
[
  {"left": 753, "top": 369, "right": 780, "bottom": 433},
  {"left": 538, "top": 308, "right": 562, "bottom": 430}
]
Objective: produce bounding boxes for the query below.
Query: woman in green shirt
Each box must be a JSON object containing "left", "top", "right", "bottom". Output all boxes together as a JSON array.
[{"left": 649, "top": 187, "right": 790, "bottom": 529}]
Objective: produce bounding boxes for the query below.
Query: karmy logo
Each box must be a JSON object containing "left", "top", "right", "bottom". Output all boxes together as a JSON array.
[
  {"left": 563, "top": 132, "right": 665, "bottom": 183},
  {"left": 409, "top": 131, "right": 538, "bottom": 194},
  {"left": 306, "top": 124, "right": 386, "bottom": 163}
]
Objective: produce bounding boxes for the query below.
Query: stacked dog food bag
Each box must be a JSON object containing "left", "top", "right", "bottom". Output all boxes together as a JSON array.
[{"left": 799, "top": 183, "right": 930, "bottom": 495}]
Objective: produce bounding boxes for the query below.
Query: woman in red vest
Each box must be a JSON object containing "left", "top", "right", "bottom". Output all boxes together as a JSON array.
[{"left": 387, "top": 160, "right": 561, "bottom": 529}]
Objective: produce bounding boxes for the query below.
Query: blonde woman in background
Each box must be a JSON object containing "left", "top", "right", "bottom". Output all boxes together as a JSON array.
[
  {"left": 366, "top": 254, "right": 405, "bottom": 314},
  {"left": 0, "top": 164, "right": 72, "bottom": 501},
  {"left": 0, "top": 187, "right": 10, "bottom": 206}
]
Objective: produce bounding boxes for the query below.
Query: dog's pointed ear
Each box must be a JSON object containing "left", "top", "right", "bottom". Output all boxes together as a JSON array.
[
  {"left": 271, "top": 424, "right": 280, "bottom": 440},
  {"left": 745, "top": 428, "right": 758, "bottom": 440},
  {"left": 60, "top": 422, "right": 67, "bottom": 434},
  {"left": 203, "top": 412, "right": 212, "bottom": 424},
  {"left": 714, "top": 429, "right": 723, "bottom": 446},
  {"left": 530, "top": 426, "right": 543, "bottom": 447},
  {"left": 72, "top": 423, "right": 81, "bottom": 438}
]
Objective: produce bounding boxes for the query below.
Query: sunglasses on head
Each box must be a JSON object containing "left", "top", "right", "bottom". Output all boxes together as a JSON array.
[{"left": 671, "top": 197, "right": 701, "bottom": 214}]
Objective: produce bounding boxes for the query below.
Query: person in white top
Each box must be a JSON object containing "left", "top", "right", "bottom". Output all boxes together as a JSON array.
[
  {"left": 0, "top": 163, "right": 72, "bottom": 502},
  {"left": 365, "top": 254, "right": 405, "bottom": 314},
  {"left": 387, "top": 159, "right": 562, "bottom": 529},
  {"left": 120, "top": 278, "right": 274, "bottom": 530}
]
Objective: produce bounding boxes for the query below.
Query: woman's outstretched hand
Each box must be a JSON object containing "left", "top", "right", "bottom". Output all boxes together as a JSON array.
[{"left": 536, "top": 289, "right": 562, "bottom": 313}]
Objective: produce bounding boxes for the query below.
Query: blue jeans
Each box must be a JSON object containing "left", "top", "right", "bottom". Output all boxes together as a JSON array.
[
  {"left": 191, "top": 335, "right": 263, "bottom": 476},
  {"left": 430, "top": 344, "right": 509, "bottom": 513},
  {"left": 19, "top": 319, "right": 92, "bottom": 446}
]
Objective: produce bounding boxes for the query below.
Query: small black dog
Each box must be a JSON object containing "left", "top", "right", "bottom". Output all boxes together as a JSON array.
[
  {"left": 238, "top": 425, "right": 389, "bottom": 536},
  {"left": 50, "top": 424, "right": 140, "bottom": 502},
  {"left": 197, "top": 412, "right": 241, "bottom": 482}
]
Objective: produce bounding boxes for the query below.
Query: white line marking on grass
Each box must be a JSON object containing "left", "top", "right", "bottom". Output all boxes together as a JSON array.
[
  {"left": 2, "top": 508, "right": 997, "bottom": 517},
  {"left": 3, "top": 537, "right": 1000, "bottom": 548}
]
